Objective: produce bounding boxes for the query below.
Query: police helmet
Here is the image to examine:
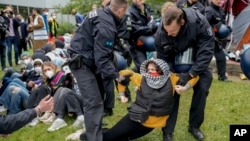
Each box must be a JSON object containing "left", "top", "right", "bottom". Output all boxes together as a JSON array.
[
  {"left": 240, "top": 47, "right": 250, "bottom": 80},
  {"left": 136, "top": 36, "right": 156, "bottom": 51},
  {"left": 215, "top": 24, "right": 230, "bottom": 39},
  {"left": 113, "top": 51, "right": 127, "bottom": 71}
]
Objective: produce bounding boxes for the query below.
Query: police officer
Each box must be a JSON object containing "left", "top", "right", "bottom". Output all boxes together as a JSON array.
[
  {"left": 155, "top": 3, "right": 214, "bottom": 141},
  {"left": 67, "top": 0, "right": 128, "bottom": 141},
  {"left": 177, "top": 0, "right": 205, "bottom": 14},
  {"left": 205, "top": 0, "right": 231, "bottom": 82},
  {"left": 128, "top": 0, "right": 156, "bottom": 73}
]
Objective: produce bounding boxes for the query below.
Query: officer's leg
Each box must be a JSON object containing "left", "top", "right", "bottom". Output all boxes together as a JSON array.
[
  {"left": 214, "top": 43, "right": 227, "bottom": 80},
  {"left": 70, "top": 66, "right": 103, "bottom": 141},
  {"left": 188, "top": 69, "right": 212, "bottom": 139},
  {"left": 130, "top": 48, "right": 147, "bottom": 73},
  {"left": 162, "top": 93, "right": 180, "bottom": 140}
]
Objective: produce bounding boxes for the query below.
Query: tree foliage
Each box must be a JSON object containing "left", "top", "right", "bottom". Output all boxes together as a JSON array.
[{"left": 56, "top": 0, "right": 170, "bottom": 16}]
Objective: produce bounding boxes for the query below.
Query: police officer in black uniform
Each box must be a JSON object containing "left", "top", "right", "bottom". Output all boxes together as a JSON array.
[
  {"left": 205, "top": 0, "right": 231, "bottom": 82},
  {"left": 155, "top": 3, "right": 214, "bottom": 141},
  {"left": 177, "top": 0, "right": 205, "bottom": 14},
  {"left": 67, "top": 0, "right": 128, "bottom": 141},
  {"left": 128, "top": 0, "right": 156, "bottom": 73}
]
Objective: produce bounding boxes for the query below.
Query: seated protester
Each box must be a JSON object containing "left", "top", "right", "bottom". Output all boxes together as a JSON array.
[
  {"left": 20, "top": 51, "right": 34, "bottom": 71},
  {"left": 24, "top": 59, "right": 44, "bottom": 91},
  {"left": 100, "top": 59, "right": 199, "bottom": 141},
  {"left": 32, "top": 49, "right": 47, "bottom": 62},
  {"left": 26, "top": 61, "right": 73, "bottom": 126},
  {"left": 0, "top": 78, "right": 30, "bottom": 114},
  {"left": 46, "top": 87, "right": 85, "bottom": 132},
  {"left": 45, "top": 52, "right": 65, "bottom": 67},
  {"left": 53, "top": 39, "right": 69, "bottom": 59}
]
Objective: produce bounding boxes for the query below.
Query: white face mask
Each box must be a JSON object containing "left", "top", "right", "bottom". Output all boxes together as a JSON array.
[
  {"left": 52, "top": 15, "right": 56, "bottom": 19},
  {"left": 24, "top": 59, "right": 31, "bottom": 65},
  {"left": 45, "top": 70, "right": 54, "bottom": 79},
  {"left": 34, "top": 66, "right": 42, "bottom": 74},
  {"left": 45, "top": 12, "right": 49, "bottom": 16}
]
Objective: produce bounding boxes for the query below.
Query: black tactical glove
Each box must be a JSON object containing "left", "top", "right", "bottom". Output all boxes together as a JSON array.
[
  {"left": 119, "top": 74, "right": 132, "bottom": 86},
  {"left": 177, "top": 73, "right": 192, "bottom": 86}
]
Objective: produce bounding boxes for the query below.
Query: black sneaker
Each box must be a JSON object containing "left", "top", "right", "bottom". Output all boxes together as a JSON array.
[
  {"left": 103, "top": 108, "right": 113, "bottom": 117},
  {"left": 163, "top": 133, "right": 173, "bottom": 141},
  {"left": 188, "top": 126, "right": 204, "bottom": 141},
  {"left": 218, "top": 76, "right": 232, "bottom": 82},
  {"left": 80, "top": 133, "right": 87, "bottom": 141}
]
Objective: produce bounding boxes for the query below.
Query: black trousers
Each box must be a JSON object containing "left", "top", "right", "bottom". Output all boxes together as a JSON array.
[
  {"left": 0, "top": 40, "right": 6, "bottom": 70},
  {"left": 162, "top": 68, "right": 213, "bottom": 134},
  {"left": 19, "top": 38, "right": 27, "bottom": 57},
  {"left": 53, "top": 87, "right": 83, "bottom": 118},
  {"left": 103, "top": 114, "right": 154, "bottom": 141},
  {"left": 129, "top": 47, "right": 147, "bottom": 73},
  {"left": 26, "top": 85, "right": 50, "bottom": 108},
  {"left": 69, "top": 63, "right": 104, "bottom": 141},
  {"left": 214, "top": 41, "right": 227, "bottom": 79}
]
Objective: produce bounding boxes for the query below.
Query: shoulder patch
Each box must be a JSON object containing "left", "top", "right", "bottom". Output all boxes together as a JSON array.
[
  {"left": 105, "top": 41, "right": 113, "bottom": 47},
  {"left": 207, "top": 27, "right": 213, "bottom": 36},
  {"left": 88, "top": 10, "right": 98, "bottom": 18}
]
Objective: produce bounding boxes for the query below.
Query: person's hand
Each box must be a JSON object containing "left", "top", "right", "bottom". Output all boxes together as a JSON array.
[
  {"left": 35, "top": 95, "right": 54, "bottom": 114},
  {"left": 175, "top": 85, "right": 187, "bottom": 94},
  {"left": 119, "top": 92, "right": 128, "bottom": 103},
  {"left": 28, "top": 81, "right": 35, "bottom": 88},
  {"left": 178, "top": 73, "right": 192, "bottom": 86}
]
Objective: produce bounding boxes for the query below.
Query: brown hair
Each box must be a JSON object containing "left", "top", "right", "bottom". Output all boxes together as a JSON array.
[
  {"left": 161, "top": 2, "right": 183, "bottom": 26},
  {"left": 110, "top": 0, "right": 128, "bottom": 11}
]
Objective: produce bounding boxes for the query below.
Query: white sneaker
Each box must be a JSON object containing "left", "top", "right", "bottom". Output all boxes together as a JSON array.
[
  {"left": 39, "top": 111, "right": 52, "bottom": 121},
  {"left": 43, "top": 113, "right": 56, "bottom": 124},
  {"left": 29, "top": 117, "right": 39, "bottom": 127},
  {"left": 47, "top": 118, "right": 67, "bottom": 132},
  {"left": 0, "top": 105, "right": 7, "bottom": 113},
  {"left": 65, "top": 129, "right": 86, "bottom": 141},
  {"left": 73, "top": 116, "right": 85, "bottom": 129}
]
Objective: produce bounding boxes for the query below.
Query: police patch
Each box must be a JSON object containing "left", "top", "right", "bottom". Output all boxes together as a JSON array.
[
  {"left": 105, "top": 41, "right": 113, "bottom": 47},
  {"left": 207, "top": 27, "right": 213, "bottom": 36},
  {"left": 89, "top": 10, "right": 98, "bottom": 18}
]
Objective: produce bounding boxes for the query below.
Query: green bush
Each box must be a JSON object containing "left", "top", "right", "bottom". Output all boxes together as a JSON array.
[{"left": 57, "top": 22, "right": 75, "bottom": 36}]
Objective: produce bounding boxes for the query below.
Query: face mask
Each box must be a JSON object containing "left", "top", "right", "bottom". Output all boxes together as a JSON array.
[
  {"left": 52, "top": 15, "right": 56, "bottom": 19},
  {"left": 24, "top": 59, "right": 31, "bottom": 65},
  {"left": 45, "top": 70, "right": 54, "bottom": 79},
  {"left": 45, "top": 12, "right": 49, "bottom": 15},
  {"left": 34, "top": 66, "right": 42, "bottom": 74}
]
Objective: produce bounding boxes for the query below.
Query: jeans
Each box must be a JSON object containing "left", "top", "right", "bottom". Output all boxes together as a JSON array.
[
  {"left": 6, "top": 36, "right": 19, "bottom": 66},
  {"left": 0, "top": 40, "right": 6, "bottom": 70},
  {"left": 0, "top": 78, "right": 29, "bottom": 114}
]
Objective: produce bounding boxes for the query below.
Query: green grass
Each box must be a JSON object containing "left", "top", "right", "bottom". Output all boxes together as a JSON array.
[
  {"left": 1, "top": 78, "right": 250, "bottom": 141},
  {"left": 1, "top": 56, "right": 250, "bottom": 141}
]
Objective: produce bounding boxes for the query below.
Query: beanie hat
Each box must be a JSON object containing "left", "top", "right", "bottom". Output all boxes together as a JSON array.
[
  {"left": 41, "top": 44, "right": 53, "bottom": 54},
  {"left": 55, "top": 39, "right": 65, "bottom": 49},
  {"left": 33, "top": 58, "right": 43, "bottom": 65},
  {"left": 57, "top": 36, "right": 65, "bottom": 42},
  {"left": 21, "top": 51, "right": 30, "bottom": 58},
  {"left": 32, "top": 49, "right": 46, "bottom": 61}
]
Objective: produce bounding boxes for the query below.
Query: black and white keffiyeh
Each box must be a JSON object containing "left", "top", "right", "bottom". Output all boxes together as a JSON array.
[{"left": 140, "top": 59, "right": 171, "bottom": 89}]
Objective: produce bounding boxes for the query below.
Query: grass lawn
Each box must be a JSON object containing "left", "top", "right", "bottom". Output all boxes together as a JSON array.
[{"left": 1, "top": 69, "right": 250, "bottom": 141}]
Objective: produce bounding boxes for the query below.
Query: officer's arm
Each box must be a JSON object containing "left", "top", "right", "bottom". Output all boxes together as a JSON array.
[
  {"left": 189, "top": 18, "right": 214, "bottom": 77},
  {"left": 94, "top": 27, "right": 119, "bottom": 79},
  {"left": 205, "top": 8, "right": 213, "bottom": 25}
]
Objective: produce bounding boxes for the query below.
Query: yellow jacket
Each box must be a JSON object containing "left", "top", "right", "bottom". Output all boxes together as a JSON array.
[{"left": 118, "top": 69, "right": 199, "bottom": 128}]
